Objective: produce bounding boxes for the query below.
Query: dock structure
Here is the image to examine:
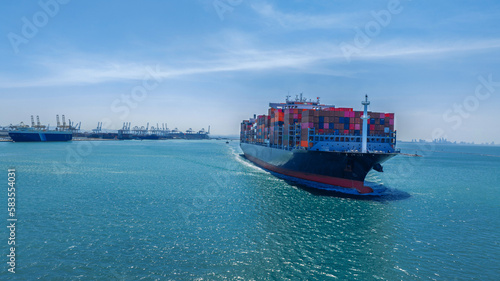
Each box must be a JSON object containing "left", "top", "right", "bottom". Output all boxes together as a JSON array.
[{"left": 88, "top": 122, "right": 210, "bottom": 140}]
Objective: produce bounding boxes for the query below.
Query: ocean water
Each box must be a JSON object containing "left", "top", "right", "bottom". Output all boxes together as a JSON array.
[{"left": 0, "top": 140, "right": 499, "bottom": 280}]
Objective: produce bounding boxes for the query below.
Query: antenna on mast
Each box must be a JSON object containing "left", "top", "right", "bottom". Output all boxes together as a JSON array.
[{"left": 361, "top": 95, "right": 371, "bottom": 153}]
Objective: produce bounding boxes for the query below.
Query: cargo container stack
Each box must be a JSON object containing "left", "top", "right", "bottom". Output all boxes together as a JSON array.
[
  {"left": 268, "top": 107, "right": 284, "bottom": 146},
  {"left": 240, "top": 96, "right": 396, "bottom": 153}
]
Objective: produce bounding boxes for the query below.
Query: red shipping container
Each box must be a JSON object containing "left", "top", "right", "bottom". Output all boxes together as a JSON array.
[
  {"left": 355, "top": 124, "right": 360, "bottom": 130},
  {"left": 389, "top": 119, "right": 394, "bottom": 125},
  {"left": 349, "top": 124, "right": 354, "bottom": 130},
  {"left": 370, "top": 125, "right": 375, "bottom": 130},
  {"left": 337, "top": 107, "right": 353, "bottom": 112},
  {"left": 344, "top": 130, "right": 349, "bottom": 134}
]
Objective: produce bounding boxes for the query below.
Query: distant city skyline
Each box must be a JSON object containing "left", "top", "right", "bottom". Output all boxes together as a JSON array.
[
  {"left": 1, "top": 0, "right": 499, "bottom": 143},
  {"left": 409, "top": 138, "right": 496, "bottom": 146}
]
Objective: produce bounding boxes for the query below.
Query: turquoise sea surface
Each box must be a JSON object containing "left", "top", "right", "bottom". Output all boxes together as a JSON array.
[{"left": 0, "top": 140, "right": 499, "bottom": 280}]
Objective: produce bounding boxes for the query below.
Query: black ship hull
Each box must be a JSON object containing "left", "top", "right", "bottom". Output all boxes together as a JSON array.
[
  {"left": 184, "top": 133, "right": 210, "bottom": 140},
  {"left": 240, "top": 142, "right": 397, "bottom": 194},
  {"left": 89, "top": 133, "right": 117, "bottom": 139},
  {"left": 137, "top": 135, "right": 161, "bottom": 140},
  {"left": 9, "top": 131, "right": 72, "bottom": 142}
]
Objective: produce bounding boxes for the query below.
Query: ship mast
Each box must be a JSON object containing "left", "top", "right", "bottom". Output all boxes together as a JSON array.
[{"left": 361, "top": 95, "right": 370, "bottom": 153}]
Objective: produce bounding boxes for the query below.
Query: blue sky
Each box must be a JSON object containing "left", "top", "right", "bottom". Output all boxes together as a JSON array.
[{"left": 1, "top": 0, "right": 499, "bottom": 143}]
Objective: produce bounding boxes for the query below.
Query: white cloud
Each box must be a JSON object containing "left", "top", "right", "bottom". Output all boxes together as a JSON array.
[
  {"left": 1, "top": 37, "right": 500, "bottom": 88},
  {"left": 251, "top": 2, "right": 358, "bottom": 30},
  {"left": 356, "top": 39, "right": 500, "bottom": 60}
]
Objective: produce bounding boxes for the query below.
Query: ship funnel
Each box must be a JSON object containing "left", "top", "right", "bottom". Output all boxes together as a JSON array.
[
  {"left": 31, "top": 115, "right": 35, "bottom": 128},
  {"left": 56, "top": 115, "right": 61, "bottom": 127},
  {"left": 36, "top": 115, "right": 41, "bottom": 127}
]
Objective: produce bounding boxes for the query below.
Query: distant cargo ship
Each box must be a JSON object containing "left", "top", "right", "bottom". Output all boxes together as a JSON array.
[
  {"left": 9, "top": 129, "right": 72, "bottom": 142},
  {"left": 240, "top": 95, "right": 399, "bottom": 194},
  {"left": 9, "top": 115, "right": 78, "bottom": 142}
]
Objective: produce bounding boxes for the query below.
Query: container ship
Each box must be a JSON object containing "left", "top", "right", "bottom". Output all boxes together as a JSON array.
[
  {"left": 9, "top": 115, "right": 79, "bottom": 142},
  {"left": 240, "top": 95, "right": 399, "bottom": 194}
]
